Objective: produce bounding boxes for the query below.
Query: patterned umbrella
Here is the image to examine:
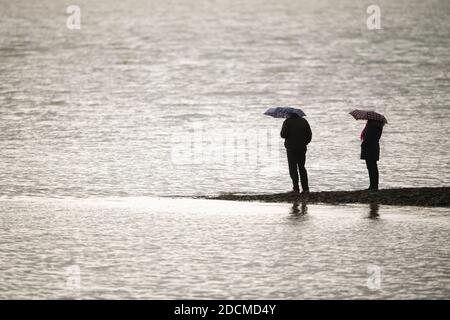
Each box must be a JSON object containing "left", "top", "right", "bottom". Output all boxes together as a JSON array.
[
  {"left": 264, "top": 106, "right": 306, "bottom": 118},
  {"left": 349, "top": 109, "right": 388, "bottom": 124}
]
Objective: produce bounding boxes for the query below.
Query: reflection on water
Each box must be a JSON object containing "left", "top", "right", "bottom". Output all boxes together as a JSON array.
[{"left": 1, "top": 197, "right": 450, "bottom": 299}]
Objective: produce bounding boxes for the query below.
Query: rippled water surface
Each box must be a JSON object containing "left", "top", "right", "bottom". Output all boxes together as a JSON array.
[{"left": 1, "top": 198, "right": 450, "bottom": 299}]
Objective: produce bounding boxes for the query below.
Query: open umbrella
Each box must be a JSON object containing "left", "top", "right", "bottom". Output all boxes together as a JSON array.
[
  {"left": 349, "top": 109, "right": 388, "bottom": 124},
  {"left": 264, "top": 106, "right": 306, "bottom": 118}
]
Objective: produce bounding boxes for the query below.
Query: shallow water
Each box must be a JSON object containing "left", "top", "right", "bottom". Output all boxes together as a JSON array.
[
  {"left": 1, "top": 197, "right": 449, "bottom": 299},
  {"left": 0, "top": 0, "right": 449, "bottom": 197}
]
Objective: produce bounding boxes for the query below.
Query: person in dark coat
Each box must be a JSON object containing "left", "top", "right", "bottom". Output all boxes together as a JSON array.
[
  {"left": 360, "top": 119, "right": 384, "bottom": 190},
  {"left": 280, "top": 113, "right": 312, "bottom": 193}
]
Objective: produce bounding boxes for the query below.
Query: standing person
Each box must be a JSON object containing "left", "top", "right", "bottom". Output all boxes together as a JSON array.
[
  {"left": 360, "top": 119, "right": 384, "bottom": 190},
  {"left": 280, "top": 113, "right": 312, "bottom": 194}
]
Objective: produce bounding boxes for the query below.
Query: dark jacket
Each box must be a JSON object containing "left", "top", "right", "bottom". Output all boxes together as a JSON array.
[
  {"left": 361, "top": 120, "right": 383, "bottom": 161},
  {"left": 280, "top": 116, "right": 312, "bottom": 150}
]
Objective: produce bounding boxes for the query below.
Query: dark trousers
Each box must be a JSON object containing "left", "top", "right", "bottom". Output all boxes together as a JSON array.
[
  {"left": 287, "top": 148, "right": 309, "bottom": 192},
  {"left": 365, "top": 160, "right": 379, "bottom": 189}
]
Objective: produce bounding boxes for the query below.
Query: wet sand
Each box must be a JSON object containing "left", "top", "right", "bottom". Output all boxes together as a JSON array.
[{"left": 202, "top": 187, "right": 450, "bottom": 207}]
